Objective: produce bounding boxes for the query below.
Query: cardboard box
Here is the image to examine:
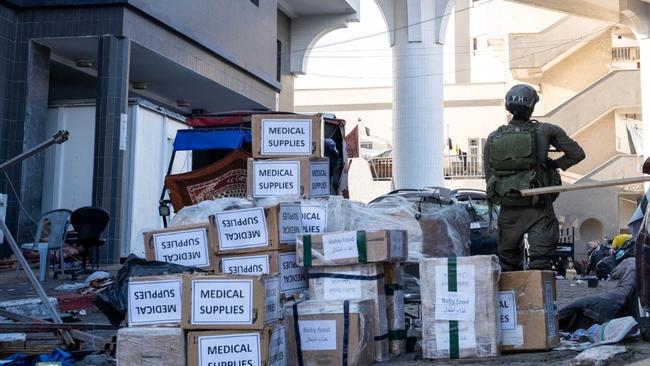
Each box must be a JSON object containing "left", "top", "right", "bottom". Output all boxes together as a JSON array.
[
  {"left": 384, "top": 263, "right": 406, "bottom": 356},
  {"left": 215, "top": 251, "right": 308, "bottom": 297},
  {"left": 187, "top": 324, "right": 287, "bottom": 366},
  {"left": 499, "top": 271, "right": 559, "bottom": 352},
  {"left": 246, "top": 157, "right": 330, "bottom": 199},
  {"left": 268, "top": 201, "right": 329, "bottom": 245},
  {"left": 210, "top": 207, "right": 285, "bottom": 255},
  {"left": 143, "top": 223, "right": 217, "bottom": 270},
  {"left": 420, "top": 255, "right": 500, "bottom": 359},
  {"left": 284, "top": 300, "right": 375, "bottom": 366},
  {"left": 181, "top": 273, "right": 281, "bottom": 330},
  {"left": 252, "top": 113, "right": 324, "bottom": 158},
  {"left": 127, "top": 275, "right": 183, "bottom": 327},
  {"left": 116, "top": 327, "right": 185, "bottom": 366},
  {"left": 296, "top": 230, "right": 408, "bottom": 267},
  {"left": 308, "top": 263, "right": 389, "bottom": 362}
]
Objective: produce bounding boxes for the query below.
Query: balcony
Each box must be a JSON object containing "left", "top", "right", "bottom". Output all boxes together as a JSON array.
[
  {"left": 369, "top": 157, "right": 392, "bottom": 181},
  {"left": 612, "top": 47, "right": 640, "bottom": 62},
  {"left": 444, "top": 155, "right": 485, "bottom": 179}
]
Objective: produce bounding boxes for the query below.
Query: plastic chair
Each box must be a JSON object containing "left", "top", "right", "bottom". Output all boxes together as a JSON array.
[
  {"left": 19, "top": 209, "right": 72, "bottom": 281},
  {"left": 69, "top": 206, "right": 109, "bottom": 270}
]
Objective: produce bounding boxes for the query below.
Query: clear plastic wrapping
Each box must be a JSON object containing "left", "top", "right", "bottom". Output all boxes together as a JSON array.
[
  {"left": 283, "top": 299, "right": 375, "bottom": 366},
  {"left": 420, "top": 255, "right": 501, "bottom": 359},
  {"left": 345, "top": 197, "right": 423, "bottom": 261},
  {"left": 116, "top": 327, "right": 185, "bottom": 366},
  {"left": 169, "top": 197, "right": 253, "bottom": 226},
  {"left": 383, "top": 263, "right": 406, "bottom": 356},
  {"left": 307, "top": 263, "right": 389, "bottom": 361},
  {"left": 418, "top": 204, "right": 471, "bottom": 257}
]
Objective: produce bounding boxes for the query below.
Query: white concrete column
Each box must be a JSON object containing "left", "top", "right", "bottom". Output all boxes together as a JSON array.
[
  {"left": 379, "top": 0, "right": 453, "bottom": 189},
  {"left": 640, "top": 37, "right": 650, "bottom": 161}
]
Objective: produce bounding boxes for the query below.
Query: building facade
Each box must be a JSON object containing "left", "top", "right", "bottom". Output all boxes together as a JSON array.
[{"left": 0, "top": 0, "right": 360, "bottom": 262}]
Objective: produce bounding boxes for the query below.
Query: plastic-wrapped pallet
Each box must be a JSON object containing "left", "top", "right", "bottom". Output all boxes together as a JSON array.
[
  {"left": 307, "top": 263, "right": 388, "bottom": 361},
  {"left": 418, "top": 204, "right": 471, "bottom": 257},
  {"left": 345, "top": 196, "right": 423, "bottom": 260},
  {"left": 116, "top": 327, "right": 185, "bottom": 366},
  {"left": 383, "top": 263, "right": 406, "bottom": 356},
  {"left": 420, "top": 255, "right": 501, "bottom": 359},
  {"left": 257, "top": 195, "right": 348, "bottom": 233},
  {"left": 284, "top": 299, "right": 375, "bottom": 366}
]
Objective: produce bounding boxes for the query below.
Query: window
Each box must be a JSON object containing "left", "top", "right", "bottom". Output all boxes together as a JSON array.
[
  {"left": 250, "top": 0, "right": 259, "bottom": 6},
  {"left": 360, "top": 142, "right": 373, "bottom": 149},
  {"left": 276, "top": 40, "right": 281, "bottom": 82},
  {"left": 468, "top": 138, "right": 479, "bottom": 156}
]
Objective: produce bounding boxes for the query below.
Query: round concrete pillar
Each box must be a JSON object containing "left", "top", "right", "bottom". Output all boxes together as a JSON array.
[{"left": 379, "top": 0, "right": 453, "bottom": 189}]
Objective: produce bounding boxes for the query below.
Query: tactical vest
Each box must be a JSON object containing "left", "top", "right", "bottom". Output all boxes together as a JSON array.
[{"left": 486, "top": 121, "right": 544, "bottom": 207}]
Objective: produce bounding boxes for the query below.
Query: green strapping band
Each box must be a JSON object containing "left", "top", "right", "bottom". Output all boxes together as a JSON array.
[
  {"left": 303, "top": 235, "right": 312, "bottom": 268},
  {"left": 356, "top": 231, "right": 367, "bottom": 263},
  {"left": 388, "top": 330, "right": 406, "bottom": 341},
  {"left": 384, "top": 284, "right": 403, "bottom": 295},
  {"left": 448, "top": 256, "right": 459, "bottom": 359}
]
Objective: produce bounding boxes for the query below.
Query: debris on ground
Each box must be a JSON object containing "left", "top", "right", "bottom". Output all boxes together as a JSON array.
[
  {"left": 557, "top": 316, "right": 639, "bottom": 351},
  {"left": 570, "top": 345, "right": 628, "bottom": 366}
]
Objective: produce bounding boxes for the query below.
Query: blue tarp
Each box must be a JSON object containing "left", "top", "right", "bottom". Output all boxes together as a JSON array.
[{"left": 172, "top": 128, "right": 251, "bottom": 151}]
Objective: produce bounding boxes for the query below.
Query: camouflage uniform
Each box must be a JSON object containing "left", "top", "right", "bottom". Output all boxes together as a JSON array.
[{"left": 484, "top": 119, "right": 585, "bottom": 271}]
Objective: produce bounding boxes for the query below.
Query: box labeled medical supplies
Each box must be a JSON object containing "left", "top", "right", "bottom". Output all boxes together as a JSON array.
[
  {"left": 127, "top": 275, "right": 183, "bottom": 327},
  {"left": 246, "top": 157, "right": 330, "bottom": 199},
  {"left": 252, "top": 113, "right": 324, "bottom": 158},
  {"left": 420, "top": 255, "right": 501, "bottom": 359},
  {"left": 187, "top": 324, "right": 287, "bottom": 366},
  {"left": 308, "top": 263, "right": 389, "bottom": 361},
  {"left": 284, "top": 300, "right": 375, "bottom": 366},
  {"left": 271, "top": 202, "right": 328, "bottom": 244},
  {"left": 143, "top": 223, "right": 217, "bottom": 270},
  {"left": 296, "top": 230, "right": 407, "bottom": 267},
  {"left": 499, "top": 271, "right": 559, "bottom": 352},
  {"left": 215, "top": 251, "right": 308, "bottom": 297},
  {"left": 117, "top": 327, "right": 185, "bottom": 366},
  {"left": 181, "top": 273, "right": 281, "bottom": 330}
]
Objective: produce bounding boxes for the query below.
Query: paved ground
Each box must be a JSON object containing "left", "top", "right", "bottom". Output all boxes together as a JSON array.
[{"left": 0, "top": 268, "right": 648, "bottom": 365}]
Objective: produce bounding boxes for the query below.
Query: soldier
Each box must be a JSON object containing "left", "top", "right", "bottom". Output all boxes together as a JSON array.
[{"left": 484, "top": 84, "right": 585, "bottom": 271}]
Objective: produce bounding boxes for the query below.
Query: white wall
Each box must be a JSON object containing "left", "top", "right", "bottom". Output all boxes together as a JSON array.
[
  {"left": 43, "top": 102, "right": 190, "bottom": 258},
  {"left": 347, "top": 158, "right": 392, "bottom": 203},
  {"left": 43, "top": 105, "right": 96, "bottom": 213}
]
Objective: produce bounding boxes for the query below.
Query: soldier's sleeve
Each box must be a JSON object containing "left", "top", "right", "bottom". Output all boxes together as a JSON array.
[{"left": 547, "top": 124, "right": 586, "bottom": 170}]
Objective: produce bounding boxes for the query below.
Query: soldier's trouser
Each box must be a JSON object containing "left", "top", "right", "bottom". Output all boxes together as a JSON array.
[{"left": 497, "top": 204, "right": 559, "bottom": 271}]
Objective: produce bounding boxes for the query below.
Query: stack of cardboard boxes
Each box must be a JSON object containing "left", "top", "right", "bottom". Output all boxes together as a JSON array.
[
  {"left": 248, "top": 113, "right": 330, "bottom": 199},
  {"left": 290, "top": 229, "right": 408, "bottom": 365}
]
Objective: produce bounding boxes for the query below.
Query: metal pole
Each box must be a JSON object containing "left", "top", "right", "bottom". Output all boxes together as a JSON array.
[
  {"left": 520, "top": 175, "right": 650, "bottom": 197},
  {"left": 0, "top": 129, "right": 73, "bottom": 346},
  {"left": 0, "top": 130, "right": 69, "bottom": 172},
  {"left": 0, "top": 218, "right": 74, "bottom": 345}
]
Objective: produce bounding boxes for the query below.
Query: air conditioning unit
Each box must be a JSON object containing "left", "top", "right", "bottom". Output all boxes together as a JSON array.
[{"left": 0, "top": 193, "right": 7, "bottom": 244}]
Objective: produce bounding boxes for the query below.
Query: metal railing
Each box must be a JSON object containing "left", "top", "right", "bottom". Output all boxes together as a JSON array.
[
  {"left": 612, "top": 47, "right": 640, "bottom": 62},
  {"left": 369, "top": 157, "right": 392, "bottom": 181},
  {"left": 444, "top": 155, "right": 484, "bottom": 178},
  {"left": 366, "top": 155, "right": 485, "bottom": 180}
]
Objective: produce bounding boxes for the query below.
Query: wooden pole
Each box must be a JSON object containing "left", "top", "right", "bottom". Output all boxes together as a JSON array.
[{"left": 519, "top": 176, "right": 650, "bottom": 197}]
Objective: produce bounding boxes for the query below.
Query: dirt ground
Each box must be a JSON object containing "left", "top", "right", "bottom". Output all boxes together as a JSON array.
[{"left": 0, "top": 268, "right": 649, "bottom": 365}]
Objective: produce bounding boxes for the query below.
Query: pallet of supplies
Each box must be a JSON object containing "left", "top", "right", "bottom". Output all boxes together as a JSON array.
[
  {"left": 215, "top": 251, "right": 308, "bottom": 298},
  {"left": 307, "top": 263, "right": 389, "bottom": 361},
  {"left": 181, "top": 273, "right": 281, "bottom": 330},
  {"left": 420, "top": 255, "right": 500, "bottom": 359},
  {"left": 247, "top": 157, "right": 330, "bottom": 199},
  {"left": 187, "top": 324, "right": 287, "bottom": 366},
  {"left": 143, "top": 223, "right": 217, "bottom": 270},
  {"left": 418, "top": 205, "right": 471, "bottom": 257},
  {"left": 117, "top": 327, "right": 185, "bottom": 366},
  {"left": 284, "top": 299, "right": 375, "bottom": 366},
  {"left": 127, "top": 275, "right": 183, "bottom": 327},
  {"left": 251, "top": 113, "right": 324, "bottom": 159},
  {"left": 499, "top": 271, "right": 559, "bottom": 351},
  {"left": 384, "top": 263, "right": 406, "bottom": 356},
  {"left": 296, "top": 230, "right": 407, "bottom": 267}
]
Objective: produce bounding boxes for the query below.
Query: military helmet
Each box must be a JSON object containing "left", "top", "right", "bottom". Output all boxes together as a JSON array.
[{"left": 505, "top": 84, "right": 539, "bottom": 117}]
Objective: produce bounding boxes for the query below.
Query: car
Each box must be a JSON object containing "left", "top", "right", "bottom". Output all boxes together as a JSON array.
[{"left": 369, "top": 187, "right": 499, "bottom": 256}]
